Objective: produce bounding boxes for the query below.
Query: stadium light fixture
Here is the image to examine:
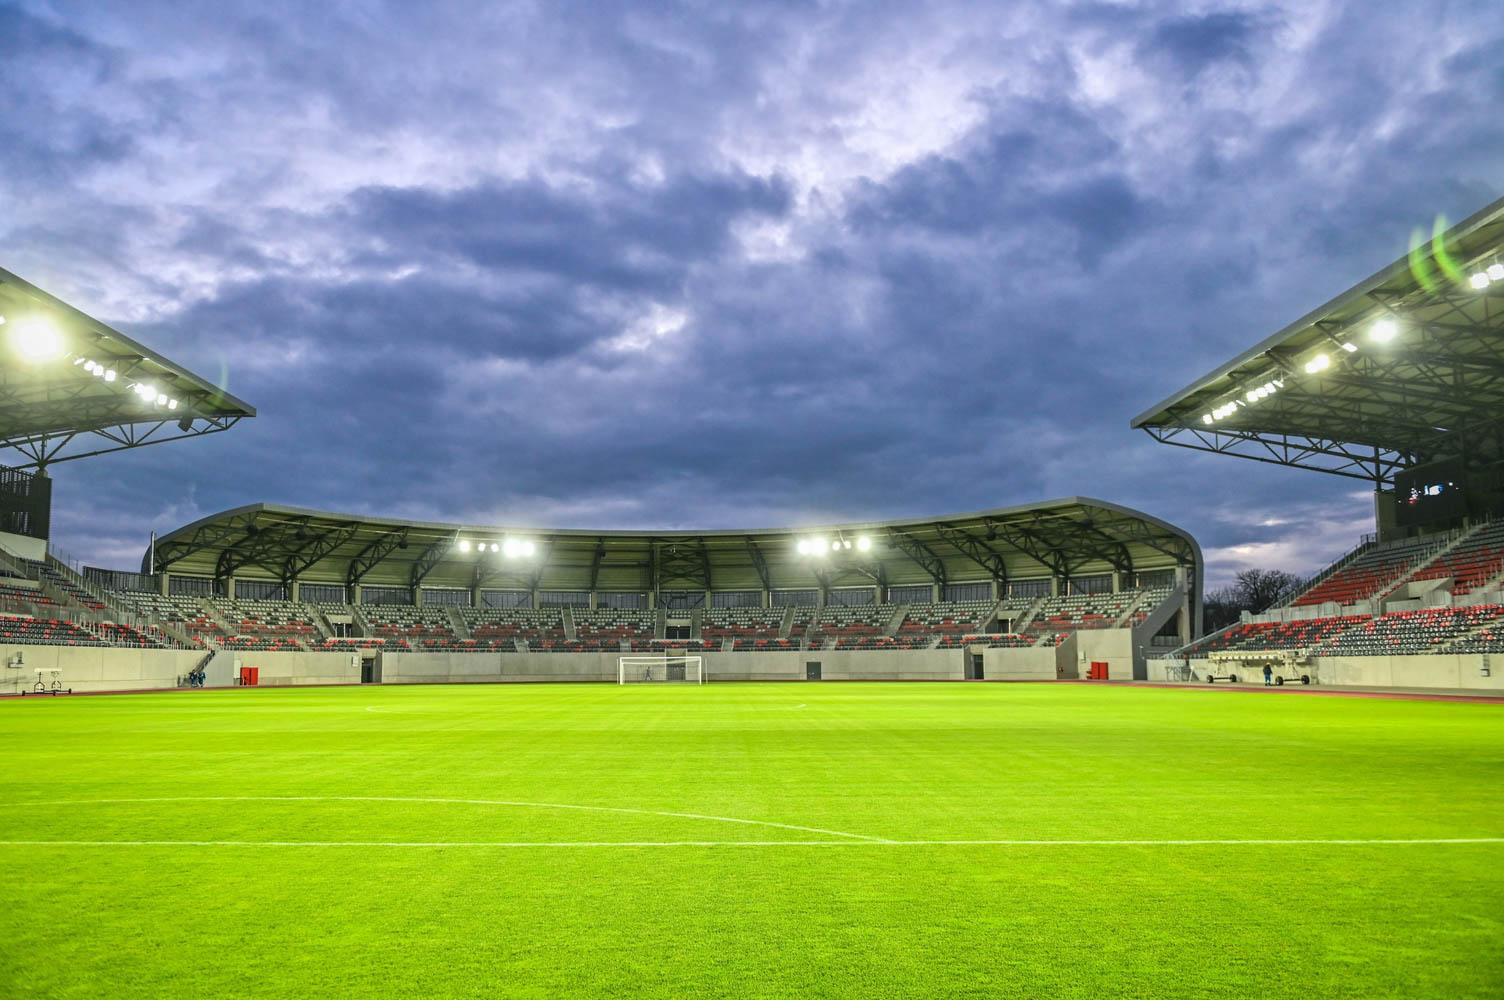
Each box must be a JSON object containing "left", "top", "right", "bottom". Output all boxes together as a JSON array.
[
  {"left": 458, "top": 540, "right": 471, "bottom": 553},
  {"left": 105, "top": 369, "right": 117, "bottom": 382},
  {"left": 167, "top": 397, "right": 176, "bottom": 407},
  {"left": 842, "top": 539, "right": 852, "bottom": 550},
  {"left": 796, "top": 540, "right": 809, "bottom": 555},
  {"left": 1469, "top": 271, "right": 1490, "bottom": 290},
  {"left": 1488, "top": 263, "right": 1504, "bottom": 282},
  {"left": 1340, "top": 341, "right": 1357, "bottom": 353},
  {"left": 1201, "top": 413, "right": 1213, "bottom": 424},
  {"left": 1303, "top": 353, "right": 1330, "bottom": 374},
  {"left": 812, "top": 537, "right": 828, "bottom": 555},
  {"left": 1368, "top": 319, "right": 1397, "bottom": 344},
  {"left": 856, "top": 535, "right": 871, "bottom": 551},
  {"left": 10, "top": 317, "right": 64, "bottom": 362}
]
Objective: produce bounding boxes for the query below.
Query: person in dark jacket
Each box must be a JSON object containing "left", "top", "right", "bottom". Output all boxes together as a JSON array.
[{"left": 1263, "top": 664, "right": 1273, "bottom": 686}]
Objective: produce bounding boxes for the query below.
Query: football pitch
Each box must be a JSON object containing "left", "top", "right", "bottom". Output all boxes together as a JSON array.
[{"left": 2, "top": 682, "right": 1500, "bottom": 998}]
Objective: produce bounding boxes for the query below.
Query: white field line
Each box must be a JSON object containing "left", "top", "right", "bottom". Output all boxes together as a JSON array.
[
  {"left": 0, "top": 839, "right": 1501, "bottom": 848},
  {"left": 4, "top": 795, "right": 893, "bottom": 843}
]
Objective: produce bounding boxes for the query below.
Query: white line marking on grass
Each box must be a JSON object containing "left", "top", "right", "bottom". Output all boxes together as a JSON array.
[
  {"left": 5, "top": 796, "right": 893, "bottom": 843},
  {"left": 0, "top": 838, "right": 1500, "bottom": 848}
]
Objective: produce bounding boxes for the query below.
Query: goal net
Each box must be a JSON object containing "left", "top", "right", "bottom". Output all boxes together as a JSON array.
[{"left": 617, "top": 655, "right": 705, "bottom": 685}]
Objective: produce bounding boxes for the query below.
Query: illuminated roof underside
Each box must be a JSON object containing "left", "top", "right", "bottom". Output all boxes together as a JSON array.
[
  {"left": 147, "top": 498, "right": 1201, "bottom": 596},
  {"left": 1132, "top": 196, "right": 1504, "bottom": 484},
  {"left": 0, "top": 266, "right": 255, "bottom": 469}
]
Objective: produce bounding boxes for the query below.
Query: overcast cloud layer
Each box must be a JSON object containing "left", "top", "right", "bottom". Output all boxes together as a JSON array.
[{"left": 4, "top": 0, "right": 1502, "bottom": 586}]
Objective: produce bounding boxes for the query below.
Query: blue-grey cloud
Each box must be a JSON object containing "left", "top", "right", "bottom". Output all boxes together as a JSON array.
[{"left": 5, "top": 0, "right": 1504, "bottom": 589}]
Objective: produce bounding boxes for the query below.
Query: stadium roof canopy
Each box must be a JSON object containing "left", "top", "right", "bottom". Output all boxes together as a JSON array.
[
  {"left": 1132, "top": 195, "right": 1504, "bottom": 485},
  {"left": 146, "top": 498, "right": 1202, "bottom": 600},
  {"left": 0, "top": 266, "right": 255, "bottom": 470}
]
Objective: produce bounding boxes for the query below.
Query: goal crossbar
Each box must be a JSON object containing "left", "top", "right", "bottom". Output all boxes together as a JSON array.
[{"left": 617, "top": 655, "right": 705, "bottom": 685}]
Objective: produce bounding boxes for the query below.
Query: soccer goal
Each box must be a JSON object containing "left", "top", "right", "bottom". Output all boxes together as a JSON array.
[{"left": 617, "top": 655, "right": 705, "bottom": 685}]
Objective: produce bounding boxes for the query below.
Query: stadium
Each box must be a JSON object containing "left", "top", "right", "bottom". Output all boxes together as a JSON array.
[{"left": 3, "top": 198, "right": 1501, "bottom": 997}]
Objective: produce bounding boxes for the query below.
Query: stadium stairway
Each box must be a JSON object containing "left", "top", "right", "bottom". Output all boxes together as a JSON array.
[
  {"left": 1374, "top": 527, "right": 1479, "bottom": 604},
  {"left": 654, "top": 608, "right": 667, "bottom": 639},
  {"left": 882, "top": 604, "right": 909, "bottom": 637},
  {"left": 690, "top": 609, "right": 703, "bottom": 640},
  {"left": 1009, "top": 596, "right": 1049, "bottom": 634},
  {"left": 778, "top": 607, "right": 795, "bottom": 639},
  {"left": 445, "top": 607, "right": 472, "bottom": 639},
  {"left": 561, "top": 607, "right": 578, "bottom": 641},
  {"left": 1129, "top": 586, "right": 1186, "bottom": 646}
]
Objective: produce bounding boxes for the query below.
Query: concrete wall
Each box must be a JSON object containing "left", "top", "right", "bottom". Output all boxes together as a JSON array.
[
  {"left": 5, "top": 642, "right": 1496, "bottom": 695},
  {"left": 1163, "top": 653, "right": 1500, "bottom": 692},
  {"left": 0, "top": 645, "right": 203, "bottom": 695}
]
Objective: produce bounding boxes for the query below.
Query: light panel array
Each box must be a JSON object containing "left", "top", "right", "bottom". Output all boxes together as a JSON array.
[
  {"left": 796, "top": 535, "right": 872, "bottom": 555},
  {"left": 456, "top": 537, "right": 536, "bottom": 558}
]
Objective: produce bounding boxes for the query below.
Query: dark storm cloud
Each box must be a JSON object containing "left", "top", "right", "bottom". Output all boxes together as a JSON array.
[
  {"left": 6, "top": 0, "right": 1504, "bottom": 584},
  {"left": 1141, "top": 11, "right": 1269, "bottom": 79}
]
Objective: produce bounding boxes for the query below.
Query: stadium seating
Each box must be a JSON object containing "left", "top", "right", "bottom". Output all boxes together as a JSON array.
[
  {"left": 0, "top": 582, "right": 54, "bottom": 608},
  {"left": 732, "top": 638, "right": 800, "bottom": 652},
  {"left": 362, "top": 606, "right": 457, "bottom": 640},
  {"left": 32, "top": 563, "right": 106, "bottom": 610},
  {"left": 94, "top": 621, "right": 172, "bottom": 648},
  {"left": 1183, "top": 616, "right": 1369, "bottom": 655},
  {"left": 1406, "top": 521, "right": 1504, "bottom": 595},
  {"left": 1027, "top": 592, "right": 1138, "bottom": 632},
  {"left": 463, "top": 608, "right": 565, "bottom": 642},
  {"left": 897, "top": 601, "right": 995, "bottom": 636},
  {"left": 1313, "top": 605, "right": 1504, "bottom": 656},
  {"left": 573, "top": 610, "right": 654, "bottom": 641},
  {"left": 212, "top": 599, "right": 319, "bottom": 638},
  {"left": 815, "top": 605, "right": 895, "bottom": 637},
  {"left": 317, "top": 637, "right": 410, "bottom": 651},
  {"left": 220, "top": 635, "right": 304, "bottom": 652},
  {"left": 936, "top": 633, "right": 1036, "bottom": 649},
  {"left": 833, "top": 635, "right": 934, "bottom": 650},
  {"left": 702, "top": 608, "right": 785, "bottom": 640},
  {"left": 0, "top": 614, "right": 108, "bottom": 646},
  {"left": 1291, "top": 536, "right": 1438, "bottom": 606}
]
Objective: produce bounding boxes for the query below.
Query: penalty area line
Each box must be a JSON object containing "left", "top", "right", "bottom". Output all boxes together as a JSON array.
[{"left": 0, "top": 837, "right": 1500, "bottom": 848}]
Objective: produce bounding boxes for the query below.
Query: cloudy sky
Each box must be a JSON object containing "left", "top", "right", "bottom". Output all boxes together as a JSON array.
[{"left": 4, "top": 0, "right": 1502, "bottom": 585}]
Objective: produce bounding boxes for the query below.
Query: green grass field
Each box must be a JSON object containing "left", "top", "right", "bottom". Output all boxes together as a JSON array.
[{"left": 2, "top": 682, "right": 1501, "bottom": 998}]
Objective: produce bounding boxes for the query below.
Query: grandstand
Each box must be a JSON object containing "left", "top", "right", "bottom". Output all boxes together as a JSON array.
[
  {"left": 1, "top": 486, "right": 1199, "bottom": 691},
  {"left": 1136, "top": 196, "right": 1504, "bottom": 691}
]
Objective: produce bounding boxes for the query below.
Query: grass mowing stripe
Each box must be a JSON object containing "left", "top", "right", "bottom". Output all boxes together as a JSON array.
[
  {"left": 2, "top": 837, "right": 1503, "bottom": 847},
  {"left": 4, "top": 682, "right": 1501, "bottom": 999}
]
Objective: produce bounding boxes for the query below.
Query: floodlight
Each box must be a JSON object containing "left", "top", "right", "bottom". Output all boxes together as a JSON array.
[
  {"left": 812, "top": 537, "right": 828, "bottom": 554},
  {"left": 1489, "top": 263, "right": 1504, "bottom": 281},
  {"left": 11, "top": 318, "right": 64, "bottom": 362},
  {"left": 843, "top": 539, "right": 852, "bottom": 549},
  {"left": 84, "top": 360, "right": 96, "bottom": 372},
  {"left": 1369, "top": 319, "right": 1397, "bottom": 343},
  {"left": 856, "top": 535, "right": 871, "bottom": 551},
  {"left": 796, "top": 540, "right": 809, "bottom": 555},
  {"left": 1262, "top": 382, "right": 1275, "bottom": 393},
  {"left": 1201, "top": 414, "right": 1213, "bottom": 424},
  {"left": 1340, "top": 342, "right": 1357, "bottom": 353},
  {"left": 167, "top": 397, "right": 176, "bottom": 408},
  {"left": 156, "top": 393, "right": 168, "bottom": 405},
  {"left": 521, "top": 540, "right": 536, "bottom": 557},
  {"left": 0, "top": 315, "right": 6, "bottom": 324},
  {"left": 1303, "top": 353, "right": 1330, "bottom": 374},
  {"left": 92, "top": 365, "right": 105, "bottom": 377},
  {"left": 1245, "top": 390, "right": 1258, "bottom": 402},
  {"left": 104, "top": 369, "right": 116, "bottom": 382},
  {"left": 490, "top": 542, "right": 499, "bottom": 553},
  {"left": 830, "top": 540, "right": 840, "bottom": 552},
  {"left": 1469, "top": 271, "right": 1490, "bottom": 290},
  {"left": 458, "top": 540, "right": 471, "bottom": 553}
]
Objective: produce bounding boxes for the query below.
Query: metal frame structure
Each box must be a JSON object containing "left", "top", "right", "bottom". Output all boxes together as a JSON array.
[
  {"left": 1132, "top": 196, "right": 1504, "bottom": 488},
  {"left": 144, "top": 496, "right": 1203, "bottom": 630},
  {"left": 1, "top": 266, "right": 255, "bottom": 470}
]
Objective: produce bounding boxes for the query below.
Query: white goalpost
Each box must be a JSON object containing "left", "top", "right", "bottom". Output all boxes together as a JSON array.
[{"left": 617, "top": 655, "right": 705, "bottom": 685}]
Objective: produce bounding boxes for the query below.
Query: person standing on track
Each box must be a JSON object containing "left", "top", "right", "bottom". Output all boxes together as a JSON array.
[{"left": 1263, "top": 664, "right": 1273, "bottom": 686}]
